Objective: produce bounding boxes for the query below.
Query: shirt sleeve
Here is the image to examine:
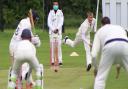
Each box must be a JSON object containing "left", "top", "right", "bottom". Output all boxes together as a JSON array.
[
  {"left": 57, "top": 10, "right": 64, "bottom": 30},
  {"left": 91, "top": 32, "right": 101, "bottom": 69},
  {"left": 93, "top": 18, "right": 97, "bottom": 32},
  {"left": 47, "top": 11, "right": 55, "bottom": 31},
  {"left": 78, "top": 21, "right": 88, "bottom": 35}
]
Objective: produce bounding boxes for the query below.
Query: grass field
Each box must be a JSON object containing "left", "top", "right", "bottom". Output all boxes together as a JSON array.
[{"left": 0, "top": 28, "right": 128, "bottom": 89}]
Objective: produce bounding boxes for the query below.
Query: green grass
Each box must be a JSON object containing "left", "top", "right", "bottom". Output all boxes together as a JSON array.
[{"left": 0, "top": 29, "right": 128, "bottom": 89}]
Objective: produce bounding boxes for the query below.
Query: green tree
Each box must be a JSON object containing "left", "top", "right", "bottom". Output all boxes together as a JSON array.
[{"left": 0, "top": 0, "right": 100, "bottom": 29}]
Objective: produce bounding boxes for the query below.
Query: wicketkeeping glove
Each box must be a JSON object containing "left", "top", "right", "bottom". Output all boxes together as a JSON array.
[{"left": 53, "top": 29, "right": 58, "bottom": 34}]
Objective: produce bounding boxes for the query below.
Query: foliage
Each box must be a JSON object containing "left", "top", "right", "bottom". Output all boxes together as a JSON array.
[{"left": 0, "top": 0, "right": 101, "bottom": 29}]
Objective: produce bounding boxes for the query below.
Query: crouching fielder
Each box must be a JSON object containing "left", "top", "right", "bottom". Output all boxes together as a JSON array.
[
  {"left": 8, "top": 29, "right": 43, "bottom": 89},
  {"left": 91, "top": 17, "right": 128, "bottom": 89}
]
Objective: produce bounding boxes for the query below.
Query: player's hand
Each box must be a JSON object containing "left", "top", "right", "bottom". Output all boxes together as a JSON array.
[
  {"left": 53, "top": 29, "right": 58, "bottom": 34},
  {"left": 94, "top": 69, "right": 97, "bottom": 77},
  {"left": 116, "top": 65, "right": 121, "bottom": 79}
]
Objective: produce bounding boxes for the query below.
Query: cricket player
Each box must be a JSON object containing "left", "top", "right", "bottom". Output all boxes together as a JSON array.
[
  {"left": 9, "top": 9, "right": 41, "bottom": 88},
  {"left": 91, "top": 17, "right": 128, "bottom": 89},
  {"left": 8, "top": 29, "right": 43, "bottom": 89},
  {"left": 63, "top": 11, "right": 96, "bottom": 70},
  {"left": 9, "top": 9, "right": 40, "bottom": 59},
  {"left": 47, "top": 1, "right": 64, "bottom": 65}
]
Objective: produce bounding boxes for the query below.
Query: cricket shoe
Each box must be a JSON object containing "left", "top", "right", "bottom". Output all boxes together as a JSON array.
[
  {"left": 62, "top": 36, "right": 69, "bottom": 44},
  {"left": 51, "top": 63, "right": 54, "bottom": 66},
  {"left": 86, "top": 64, "right": 92, "bottom": 71},
  {"left": 59, "top": 63, "right": 63, "bottom": 66}
]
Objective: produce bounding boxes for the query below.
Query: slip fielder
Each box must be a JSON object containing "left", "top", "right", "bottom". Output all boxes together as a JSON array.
[{"left": 91, "top": 17, "right": 128, "bottom": 89}]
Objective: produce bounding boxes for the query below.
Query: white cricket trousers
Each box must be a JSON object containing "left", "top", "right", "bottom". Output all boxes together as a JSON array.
[
  {"left": 65, "top": 34, "right": 92, "bottom": 66},
  {"left": 9, "top": 40, "right": 35, "bottom": 84},
  {"left": 49, "top": 34, "right": 62, "bottom": 63},
  {"left": 12, "top": 55, "right": 41, "bottom": 77},
  {"left": 94, "top": 42, "right": 128, "bottom": 89}
]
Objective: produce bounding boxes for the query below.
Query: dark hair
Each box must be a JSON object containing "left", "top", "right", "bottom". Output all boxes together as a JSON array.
[
  {"left": 32, "top": 10, "right": 39, "bottom": 21},
  {"left": 21, "top": 29, "right": 32, "bottom": 40},
  {"left": 101, "top": 17, "right": 111, "bottom": 25}
]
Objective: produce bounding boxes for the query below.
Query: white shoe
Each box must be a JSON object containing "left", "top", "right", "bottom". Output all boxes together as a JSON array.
[{"left": 86, "top": 64, "right": 91, "bottom": 71}]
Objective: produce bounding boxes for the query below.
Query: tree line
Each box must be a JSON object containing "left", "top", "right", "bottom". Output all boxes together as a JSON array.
[{"left": 0, "top": 0, "right": 101, "bottom": 31}]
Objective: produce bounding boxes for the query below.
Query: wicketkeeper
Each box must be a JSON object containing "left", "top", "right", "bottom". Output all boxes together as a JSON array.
[{"left": 8, "top": 29, "right": 43, "bottom": 89}]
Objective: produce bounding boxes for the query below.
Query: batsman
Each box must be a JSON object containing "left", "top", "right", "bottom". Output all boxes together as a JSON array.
[{"left": 9, "top": 9, "right": 41, "bottom": 88}]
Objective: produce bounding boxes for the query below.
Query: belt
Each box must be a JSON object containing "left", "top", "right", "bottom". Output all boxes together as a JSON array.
[{"left": 104, "top": 38, "right": 128, "bottom": 46}]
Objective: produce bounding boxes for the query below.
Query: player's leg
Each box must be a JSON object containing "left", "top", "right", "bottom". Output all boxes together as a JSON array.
[
  {"left": 39, "top": 64, "right": 44, "bottom": 88},
  {"left": 21, "top": 63, "right": 35, "bottom": 88},
  {"left": 122, "top": 46, "right": 128, "bottom": 72},
  {"left": 26, "top": 73, "right": 35, "bottom": 89},
  {"left": 63, "top": 34, "right": 81, "bottom": 47},
  {"left": 8, "top": 59, "right": 22, "bottom": 89},
  {"left": 52, "top": 37, "right": 58, "bottom": 72},
  {"left": 58, "top": 35, "right": 63, "bottom": 65},
  {"left": 9, "top": 41, "right": 23, "bottom": 89},
  {"left": 83, "top": 38, "right": 92, "bottom": 70},
  {"left": 9, "top": 51, "right": 23, "bottom": 89},
  {"left": 123, "top": 57, "right": 128, "bottom": 72},
  {"left": 25, "top": 70, "right": 35, "bottom": 89},
  {"left": 29, "top": 57, "right": 44, "bottom": 89},
  {"left": 115, "top": 64, "right": 121, "bottom": 79},
  {"left": 16, "top": 67, "right": 23, "bottom": 89},
  {"left": 34, "top": 65, "right": 43, "bottom": 89},
  {"left": 8, "top": 67, "right": 13, "bottom": 88},
  {"left": 8, "top": 70, "right": 17, "bottom": 89},
  {"left": 9, "top": 44, "right": 15, "bottom": 65},
  {"left": 94, "top": 48, "right": 114, "bottom": 89},
  {"left": 50, "top": 34, "right": 54, "bottom": 65}
]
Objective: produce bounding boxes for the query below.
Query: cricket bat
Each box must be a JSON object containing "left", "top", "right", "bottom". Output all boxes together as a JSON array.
[{"left": 29, "top": 9, "right": 36, "bottom": 34}]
